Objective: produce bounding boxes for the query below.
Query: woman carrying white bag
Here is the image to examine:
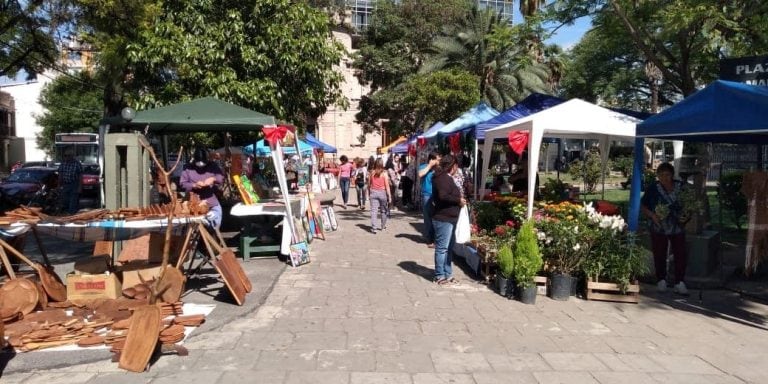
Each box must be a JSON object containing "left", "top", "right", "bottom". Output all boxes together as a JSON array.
[{"left": 431, "top": 154, "right": 467, "bottom": 285}]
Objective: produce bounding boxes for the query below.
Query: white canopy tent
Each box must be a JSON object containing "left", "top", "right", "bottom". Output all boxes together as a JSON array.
[{"left": 480, "top": 98, "right": 640, "bottom": 218}]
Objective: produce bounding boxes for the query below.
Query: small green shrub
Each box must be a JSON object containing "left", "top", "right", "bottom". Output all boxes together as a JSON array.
[
  {"left": 568, "top": 149, "right": 609, "bottom": 194},
  {"left": 497, "top": 244, "right": 514, "bottom": 279},
  {"left": 718, "top": 172, "right": 747, "bottom": 230},
  {"left": 512, "top": 220, "right": 542, "bottom": 288},
  {"left": 612, "top": 156, "right": 633, "bottom": 178},
  {"left": 541, "top": 178, "right": 569, "bottom": 202},
  {"left": 474, "top": 202, "right": 504, "bottom": 232}
]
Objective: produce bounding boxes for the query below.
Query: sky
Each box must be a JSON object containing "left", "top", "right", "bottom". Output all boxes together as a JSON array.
[{"left": 545, "top": 16, "right": 592, "bottom": 50}]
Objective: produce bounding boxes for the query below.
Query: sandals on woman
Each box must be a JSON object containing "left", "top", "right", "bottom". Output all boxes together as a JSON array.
[{"left": 434, "top": 277, "right": 459, "bottom": 286}]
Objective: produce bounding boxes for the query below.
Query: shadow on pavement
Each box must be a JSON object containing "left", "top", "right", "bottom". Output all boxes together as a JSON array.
[
  {"left": 394, "top": 233, "right": 426, "bottom": 245},
  {"left": 398, "top": 261, "right": 433, "bottom": 282}
]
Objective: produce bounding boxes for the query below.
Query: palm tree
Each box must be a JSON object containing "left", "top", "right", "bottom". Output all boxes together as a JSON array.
[
  {"left": 419, "top": 6, "right": 549, "bottom": 111},
  {"left": 519, "top": 0, "right": 547, "bottom": 18}
]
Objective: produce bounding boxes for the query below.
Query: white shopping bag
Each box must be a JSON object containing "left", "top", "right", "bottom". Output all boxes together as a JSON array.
[{"left": 454, "top": 206, "right": 471, "bottom": 244}]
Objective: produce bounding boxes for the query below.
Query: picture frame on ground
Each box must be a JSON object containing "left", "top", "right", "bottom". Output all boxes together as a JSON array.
[{"left": 289, "top": 241, "right": 310, "bottom": 267}]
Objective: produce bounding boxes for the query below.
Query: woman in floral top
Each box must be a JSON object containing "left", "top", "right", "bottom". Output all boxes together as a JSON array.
[{"left": 640, "top": 162, "right": 689, "bottom": 295}]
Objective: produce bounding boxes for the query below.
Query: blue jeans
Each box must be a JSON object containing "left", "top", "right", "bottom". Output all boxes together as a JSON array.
[
  {"left": 339, "top": 177, "right": 350, "bottom": 205},
  {"left": 422, "top": 195, "right": 434, "bottom": 243},
  {"left": 60, "top": 183, "right": 80, "bottom": 214},
  {"left": 433, "top": 219, "right": 456, "bottom": 280},
  {"left": 206, "top": 204, "right": 223, "bottom": 230}
]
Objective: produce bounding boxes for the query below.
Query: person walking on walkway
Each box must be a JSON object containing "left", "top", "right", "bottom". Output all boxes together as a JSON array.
[
  {"left": 353, "top": 157, "right": 368, "bottom": 210},
  {"left": 338, "top": 155, "right": 354, "bottom": 209},
  {"left": 641, "top": 162, "right": 689, "bottom": 295},
  {"left": 431, "top": 154, "right": 466, "bottom": 285},
  {"left": 368, "top": 158, "right": 391, "bottom": 234},
  {"left": 418, "top": 152, "right": 440, "bottom": 248},
  {"left": 58, "top": 147, "right": 82, "bottom": 214}
]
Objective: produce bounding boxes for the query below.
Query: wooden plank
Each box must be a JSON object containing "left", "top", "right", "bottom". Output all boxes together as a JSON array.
[
  {"left": 220, "top": 249, "right": 252, "bottom": 293},
  {"left": 588, "top": 281, "right": 640, "bottom": 293},
  {"left": 212, "top": 252, "right": 248, "bottom": 306},
  {"left": 118, "top": 305, "right": 162, "bottom": 372},
  {"left": 586, "top": 291, "right": 639, "bottom": 303}
]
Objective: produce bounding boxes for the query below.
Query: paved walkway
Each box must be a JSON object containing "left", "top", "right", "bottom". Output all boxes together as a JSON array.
[{"left": 3, "top": 195, "right": 768, "bottom": 383}]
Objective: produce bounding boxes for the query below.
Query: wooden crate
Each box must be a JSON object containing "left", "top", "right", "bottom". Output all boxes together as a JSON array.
[
  {"left": 586, "top": 278, "right": 640, "bottom": 303},
  {"left": 534, "top": 276, "right": 548, "bottom": 295}
]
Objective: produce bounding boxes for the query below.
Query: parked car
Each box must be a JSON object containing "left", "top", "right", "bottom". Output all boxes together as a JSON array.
[
  {"left": 19, "top": 160, "right": 57, "bottom": 169},
  {"left": 0, "top": 167, "right": 58, "bottom": 210}
]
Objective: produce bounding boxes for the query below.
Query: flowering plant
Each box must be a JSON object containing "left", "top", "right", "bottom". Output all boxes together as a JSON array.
[{"left": 535, "top": 202, "right": 595, "bottom": 275}]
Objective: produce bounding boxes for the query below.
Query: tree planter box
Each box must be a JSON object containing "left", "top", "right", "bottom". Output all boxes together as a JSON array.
[
  {"left": 534, "top": 276, "right": 547, "bottom": 295},
  {"left": 585, "top": 277, "right": 640, "bottom": 303}
]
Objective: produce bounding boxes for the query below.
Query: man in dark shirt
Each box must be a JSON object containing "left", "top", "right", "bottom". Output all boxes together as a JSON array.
[{"left": 58, "top": 147, "right": 82, "bottom": 214}]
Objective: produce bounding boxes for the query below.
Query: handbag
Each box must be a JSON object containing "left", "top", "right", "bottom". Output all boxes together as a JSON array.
[{"left": 454, "top": 206, "right": 471, "bottom": 244}]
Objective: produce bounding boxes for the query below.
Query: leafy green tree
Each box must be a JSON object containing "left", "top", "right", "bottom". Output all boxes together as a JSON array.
[
  {"left": 35, "top": 71, "right": 103, "bottom": 156},
  {"left": 420, "top": 7, "right": 550, "bottom": 111},
  {"left": 0, "top": 0, "right": 64, "bottom": 78},
  {"left": 123, "top": 0, "right": 346, "bottom": 126}
]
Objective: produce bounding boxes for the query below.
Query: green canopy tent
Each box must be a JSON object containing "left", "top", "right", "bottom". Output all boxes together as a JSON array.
[{"left": 118, "top": 97, "right": 276, "bottom": 133}]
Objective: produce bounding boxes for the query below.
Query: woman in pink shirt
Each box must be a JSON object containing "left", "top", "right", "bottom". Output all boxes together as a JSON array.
[
  {"left": 337, "top": 155, "right": 355, "bottom": 209},
  {"left": 368, "top": 158, "right": 391, "bottom": 233}
]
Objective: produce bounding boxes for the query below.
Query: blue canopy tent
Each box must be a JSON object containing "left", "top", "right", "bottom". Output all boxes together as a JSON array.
[
  {"left": 304, "top": 133, "right": 337, "bottom": 153},
  {"left": 429, "top": 102, "right": 499, "bottom": 138},
  {"left": 391, "top": 136, "right": 416, "bottom": 154},
  {"left": 475, "top": 93, "right": 564, "bottom": 140},
  {"left": 628, "top": 80, "right": 768, "bottom": 232},
  {"left": 244, "top": 138, "right": 314, "bottom": 157},
  {"left": 417, "top": 121, "right": 445, "bottom": 140}
]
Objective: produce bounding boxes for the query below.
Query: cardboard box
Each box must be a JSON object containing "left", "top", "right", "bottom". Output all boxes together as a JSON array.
[
  {"left": 119, "top": 262, "right": 164, "bottom": 289},
  {"left": 118, "top": 233, "right": 184, "bottom": 264},
  {"left": 67, "top": 273, "right": 122, "bottom": 300}
]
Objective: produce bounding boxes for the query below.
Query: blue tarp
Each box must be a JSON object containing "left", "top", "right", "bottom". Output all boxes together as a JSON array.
[
  {"left": 422, "top": 103, "right": 499, "bottom": 138},
  {"left": 244, "top": 139, "right": 314, "bottom": 157},
  {"left": 636, "top": 80, "right": 768, "bottom": 144},
  {"left": 475, "top": 93, "right": 564, "bottom": 140},
  {"left": 304, "top": 133, "right": 337, "bottom": 153}
]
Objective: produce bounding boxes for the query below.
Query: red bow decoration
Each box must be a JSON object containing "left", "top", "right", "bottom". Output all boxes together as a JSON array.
[
  {"left": 417, "top": 137, "right": 427, "bottom": 149},
  {"left": 449, "top": 133, "right": 461, "bottom": 154},
  {"left": 507, "top": 130, "right": 529, "bottom": 155},
  {"left": 263, "top": 125, "right": 289, "bottom": 147}
]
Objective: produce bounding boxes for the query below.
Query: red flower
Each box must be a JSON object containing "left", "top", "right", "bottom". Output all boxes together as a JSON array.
[
  {"left": 494, "top": 226, "right": 506, "bottom": 236},
  {"left": 505, "top": 220, "right": 515, "bottom": 227}
]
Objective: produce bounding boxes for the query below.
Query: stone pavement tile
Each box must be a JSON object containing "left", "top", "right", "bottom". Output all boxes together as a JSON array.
[
  {"left": 348, "top": 331, "right": 400, "bottom": 351},
  {"left": 220, "top": 316, "right": 276, "bottom": 332},
  {"left": 396, "top": 333, "right": 453, "bottom": 353},
  {"left": 18, "top": 372, "right": 96, "bottom": 384},
  {"left": 317, "top": 350, "right": 376, "bottom": 371},
  {"left": 556, "top": 320, "right": 613, "bottom": 336},
  {"left": 430, "top": 351, "right": 492, "bottom": 373},
  {"left": 486, "top": 353, "right": 551, "bottom": 371},
  {"left": 593, "top": 353, "right": 666, "bottom": 373},
  {"left": 0, "top": 373, "right": 33, "bottom": 384},
  {"left": 430, "top": 307, "right": 483, "bottom": 323},
  {"left": 516, "top": 321, "right": 570, "bottom": 336},
  {"left": 547, "top": 335, "right": 614, "bottom": 353},
  {"left": 408, "top": 296, "right": 454, "bottom": 309},
  {"left": 255, "top": 350, "right": 317, "bottom": 371},
  {"left": 349, "top": 305, "right": 396, "bottom": 319},
  {"left": 270, "top": 318, "right": 325, "bottom": 333},
  {"left": 532, "top": 371, "right": 599, "bottom": 384},
  {"left": 81, "top": 359, "right": 132, "bottom": 373},
  {"left": 392, "top": 306, "right": 442, "bottom": 321},
  {"left": 472, "top": 372, "right": 538, "bottom": 384},
  {"left": 591, "top": 371, "right": 655, "bottom": 384},
  {"left": 465, "top": 321, "right": 521, "bottom": 337},
  {"left": 646, "top": 354, "right": 723, "bottom": 374},
  {"left": 85, "top": 372, "right": 154, "bottom": 384},
  {"left": 149, "top": 370, "right": 223, "bottom": 384},
  {"left": 350, "top": 372, "right": 413, "bottom": 384},
  {"left": 236, "top": 331, "right": 294, "bottom": 350},
  {"left": 419, "top": 321, "right": 470, "bottom": 336},
  {"left": 182, "top": 331, "right": 241, "bottom": 350},
  {"left": 602, "top": 322, "right": 665, "bottom": 338},
  {"left": 219, "top": 369, "right": 286, "bottom": 384},
  {"left": 290, "top": 331, "right": 347, "bottom": 350},
  {"left": 412, "top": 373, "right": 475, "bottom": 384},
  {"left": 375, "top": 351, "right": 434, "bottom": 373},
  {"left": 286, "top": 371, "right": 350, "bottom": 384},
  {"left": 540, "top": 352, "right": 608, "bottom": 371},
  {"left": 324, "top": 317, "right": 373, "bottom": 332},
  {"left": 284, "top": 293, "right": 331, "bottom": 307},
  {"left": 307, "top": 286, "right": 349, "bottom": 298},
  {"left": 696, "top": 349, "right": 768, "bottom": 383},
  {"left": 498, "top": 335, "right": 561, "bottom": 353},
  {"left": 601, "top": 336, "right": 661, "bottom": 354},
  {"left": 372, "top": 319, "right": 420, "bottom": 334},
  {"left": 649, "top": 373, "right": 747, "bottom": 384},
  {"left": 293, "top": 279, "right": 332, "bottom": 289},
  {"left": 301, "top": 304, "right": 350, "bottom": 319},
  {"left": 448, "top": 334, "right": 508, "bottom": 354},
  {"left": 193, "top": 349, "right": 257, "bottom": 371}
]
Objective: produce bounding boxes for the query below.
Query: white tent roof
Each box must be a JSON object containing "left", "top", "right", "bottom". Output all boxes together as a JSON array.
[{"left": 480, "top": 98, "right": 640, "bottom": 217}]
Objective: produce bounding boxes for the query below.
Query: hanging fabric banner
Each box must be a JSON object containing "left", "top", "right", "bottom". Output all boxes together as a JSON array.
[
  {"left": 449, "top": 133, "right": 462, "bottom": 154},
  {"left": 507, "top": 130, "right": 530, "bottom": 155},
  {"left": 417, "top": 137, "right": 427, "bottom": 149}
]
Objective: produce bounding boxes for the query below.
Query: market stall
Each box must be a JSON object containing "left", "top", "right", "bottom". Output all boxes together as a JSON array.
[{"left": 480, "top": 98, "right": 640, "bottom": 217}]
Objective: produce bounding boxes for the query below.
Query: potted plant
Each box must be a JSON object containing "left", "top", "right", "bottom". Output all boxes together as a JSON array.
[
  {"left": 495, "top": 244, "right": 514, "bottom": 298},
  {"left": 512, "top": 220, "right": 542, "bottom": 304},
  {"left": 536, "top": 201, "right": 595, "bottom": 301}
]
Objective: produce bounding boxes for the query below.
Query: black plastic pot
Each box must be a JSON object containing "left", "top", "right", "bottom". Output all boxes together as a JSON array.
[
  {"left": 517, "top": 284, "right": 537, "bottom": 304},
  {"left": 549, "top": 274, "right": 573, "bottom": 301},
  {"left": 495, "top": 275, "right": 514, "bottom": 298}
]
